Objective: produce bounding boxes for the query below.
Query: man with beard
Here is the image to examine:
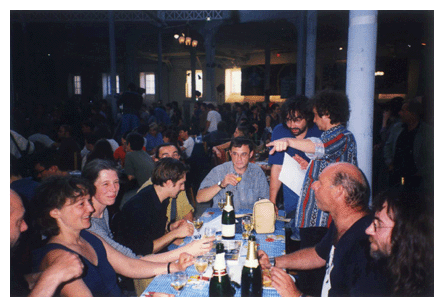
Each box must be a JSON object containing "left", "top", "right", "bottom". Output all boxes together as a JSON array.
[
  {"left": 268, "top": 96, "right": 322, "bottom": 216},
  {"left": 365, "top": 188, "right": 433, "bottom": 296}
]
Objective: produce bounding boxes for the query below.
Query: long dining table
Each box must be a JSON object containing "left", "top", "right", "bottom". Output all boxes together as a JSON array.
[{"left": 141, "top": 208, "right": 288, "bottom": 297}]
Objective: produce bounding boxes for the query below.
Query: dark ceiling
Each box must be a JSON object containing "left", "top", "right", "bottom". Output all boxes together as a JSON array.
[{"left": 10, "top": 10, "right": 433, "bottom": 63}]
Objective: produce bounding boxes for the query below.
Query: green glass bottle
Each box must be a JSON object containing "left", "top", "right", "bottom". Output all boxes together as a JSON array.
[
  {"left": 221, "top": 191, "right": 235, "bottom": 239},
  {"left": 209, "top": 242, "right": 235, "bottom": 297},
  {"left": 241, "top": 235, "right": 263, "bottom": 297}
]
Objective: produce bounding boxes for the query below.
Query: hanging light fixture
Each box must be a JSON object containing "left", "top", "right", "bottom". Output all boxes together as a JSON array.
[{"left": 174, "top": 25, "right": 198, "bottom": 48}]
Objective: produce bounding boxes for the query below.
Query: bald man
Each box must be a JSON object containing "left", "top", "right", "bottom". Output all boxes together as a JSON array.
[
  {"left": 10, "top": 190, "right": 84, "bottom": 296},
  {"left": 257, "top": 163, "right": 390, "bottom": 297}
]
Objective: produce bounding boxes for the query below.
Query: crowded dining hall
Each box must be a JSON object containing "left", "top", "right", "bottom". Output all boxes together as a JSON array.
[{"left": 10, "top": 10, "right": 433, "bottom": 297}]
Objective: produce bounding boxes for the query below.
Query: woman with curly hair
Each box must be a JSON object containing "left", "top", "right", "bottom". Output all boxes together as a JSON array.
[{"left": 365, "top": 187, "right": 433, "bottom": 296}]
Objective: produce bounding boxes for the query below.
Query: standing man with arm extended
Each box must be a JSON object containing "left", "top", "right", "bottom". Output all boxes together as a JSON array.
[
  {"left": 267, "top": 90, "right": 357, "bottom": 296},
  {"left": 268, "top": 95, "right": 322, "bottom": 216}
]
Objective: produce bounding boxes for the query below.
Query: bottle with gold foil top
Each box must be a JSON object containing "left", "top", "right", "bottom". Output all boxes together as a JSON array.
[
  {"left": 241, "top": 235, "right": 262, "bottom": 297},
  {"left": 209, "top": 242, "right": 235, "bottom": 297},
  {"left": 221, "top": 191, "right": 235, "bottom": 239}
]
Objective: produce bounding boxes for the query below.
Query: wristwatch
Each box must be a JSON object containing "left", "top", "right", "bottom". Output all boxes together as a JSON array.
[{"left": 218, "top": 181, "right": 225, "bottom": 189}]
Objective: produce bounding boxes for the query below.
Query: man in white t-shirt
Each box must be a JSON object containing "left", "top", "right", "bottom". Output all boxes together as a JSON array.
[
  {"left": 178, "top": 125, "right": 195, "bottom": 158},
  {"left": 205, "top": 103, "right": 221, "bottom": 134}
]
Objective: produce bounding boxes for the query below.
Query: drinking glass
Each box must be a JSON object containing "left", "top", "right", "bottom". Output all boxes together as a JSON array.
[
  {"left": 242, "top": 215, "right": 253, "bottom": 240},
  {"left": 234, "top": 172, "right": 242, "bottom": 191},
  {"left": 194, "top": 256, "right": 209, "bottom": 281},
  {"left": 193, "top": 218, "right": 203, "bottom": 239},
  {"left": 204, "top": 227, "right": 216, "bottom": 238},
  {"left": 217, "top": 199, "right": 225, "bottom": 211},
  {"left": 170, "top": 271, "right": 187, "bottom": 296}
]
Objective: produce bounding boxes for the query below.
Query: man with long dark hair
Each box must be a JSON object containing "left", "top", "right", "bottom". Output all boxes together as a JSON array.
[{"left": 365, "top": 188, "right": 433, "bottom": 296}]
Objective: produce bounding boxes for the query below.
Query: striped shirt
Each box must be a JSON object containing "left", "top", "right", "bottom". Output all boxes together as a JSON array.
[{"left": 292, "top": 125, "right": 357, "bottom": 240}]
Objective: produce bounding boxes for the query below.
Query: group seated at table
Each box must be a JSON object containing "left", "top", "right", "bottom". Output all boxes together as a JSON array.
[{"left": 31, "top": 175, "right": 195, "bottom": 297}]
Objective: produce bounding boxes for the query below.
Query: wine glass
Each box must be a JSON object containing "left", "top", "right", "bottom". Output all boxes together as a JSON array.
[
  {"left": 194, "top": 255, "right": 209, "bottom": 281},
  {"left": 193, "top": 217, "right": 203, "bottom": 239},
  {"left": 170, "top": 271, "right": 187, "bottom": 296},
  {"left": 217, "top": 199, "right": 225, "bottom": 211},
  {"left": 234, "top": 172, "right": 242, "bottom": 190},
  {"left": 242, "top": 215, "right": 253, "bottom": 240}
]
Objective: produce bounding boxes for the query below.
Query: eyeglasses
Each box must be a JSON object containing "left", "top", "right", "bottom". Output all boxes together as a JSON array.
[{"left": 370, "top": 219, "right": 393, "bottom": 232}]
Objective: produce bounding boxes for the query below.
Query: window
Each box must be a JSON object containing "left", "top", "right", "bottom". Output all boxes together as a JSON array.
[
  {"left": 226, "top": 68, "right": 242, "bottom": 95},
  {"left": 74, "top": 75, "right": 82, "bottom": 95},
  {"left": 102, "top": 74, "right": 120, "bottom": 98},
  {"left": 185, "top": 70, "right": 203, "bottom": 98},
  {"left": 140, "top": 72, "right": 155, "bottom": 95}
]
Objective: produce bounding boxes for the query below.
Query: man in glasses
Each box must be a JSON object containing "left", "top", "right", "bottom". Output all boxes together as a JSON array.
[
  {"left": 365, "top": 188, "right": 433, "bottom": 296},
  {"left": 258, "top": 162, "right": 390, "bottom": 297},
  {"left": 196, "top": 137, "right": 269, "bottom": 210}
]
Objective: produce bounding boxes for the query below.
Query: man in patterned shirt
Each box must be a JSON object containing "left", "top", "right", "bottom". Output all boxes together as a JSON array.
[{"left": 267, "top": 90, "right": 357, "bottom": 296}]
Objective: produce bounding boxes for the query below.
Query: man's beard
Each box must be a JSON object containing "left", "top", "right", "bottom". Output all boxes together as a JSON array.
[{"left": 290, "top": 126, "right": 307, "bottom": 137}]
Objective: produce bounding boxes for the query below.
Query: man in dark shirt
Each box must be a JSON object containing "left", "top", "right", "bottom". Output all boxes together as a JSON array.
[
  {"left": 257, "top": 163, "right": 390, "bottom": 297},
  {"left": 117, "top": 158, "right": 194, "bottom": 255}
]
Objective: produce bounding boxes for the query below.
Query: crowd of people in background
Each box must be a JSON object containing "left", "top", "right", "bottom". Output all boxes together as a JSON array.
[{"left": 10, "top": 85, "right": 433, "bottom": 297}]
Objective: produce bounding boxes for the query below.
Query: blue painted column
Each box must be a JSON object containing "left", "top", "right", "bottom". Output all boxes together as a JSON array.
[
  {"left": 157, "top": 29, "right": 163, "bottom": 102},
  {"left": 296, "top": 11, "right": 306, "bottom": 96},
  {"left": 346, "top": 10, "right": 378, "bottom": 188},
  {"left": 109, "top": 11, "right": 118, "bottom": 123},
  {"left": 305, "top": 10, "right": 317, "bottom": 98}
]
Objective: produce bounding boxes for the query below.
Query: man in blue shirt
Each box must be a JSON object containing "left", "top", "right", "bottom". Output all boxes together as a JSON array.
[
  {"left": 196, "top": 137, "right": 269, "bottom": 210},
  {"left": 268, "top": 96, "right": 322, "bottom": 216}
]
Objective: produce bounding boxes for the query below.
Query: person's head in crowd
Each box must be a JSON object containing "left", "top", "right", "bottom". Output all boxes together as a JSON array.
[
  {"left": 81, "top": 120, "right": 95, "bottom": 136},
  {"left": 309, "top": 90, "right": 350, "bottom": 130},
  {"left": 148, "top": 123, "right": 159, "bottom": 136},
  {"left": 365, "top": 187, "right": 433, "bottom": 296},
  {"left": 281, "top": 95, "right": 314, "bottom": 137},
  {"left": 57, "top": 124, "right": 73, "bottom": 140},
  {"left": 270, "top": 103, "right": 280, "bottom": 115},
  {"left": 399, "top": 98, "right": 423, "bottom": 125},
  {"left": 312, "top": 162, "right": 370, "bottom": 214},
  {"left": 229, "top": 137, "right": 255, "bottom": 173},
  {"left": 125, "top": 132, "right": 144, "bottom": 152},
  {"left": 94, "top": 123, "right": 112, "bottom": 139},
  {"left": 137, "top": 124, "right": 150, "bottom": 137},
  {"left": 178, "top": 125, "right": 190, "bottom": 141},
  {"left": 127, "top": 82, "right": 136, "bottom": 92},
  {"left": 87, "top": 139, "right": 114, "bottom": 162},
  {"left": 10, "top": 189, "right": 28, "bottom": 249},
  {"left": 207, "top": 103, "right": 216, "bottom": 111},
  {"left": 382, "top": 97, "right": 404, "bottom": 118},
  {"left": 85, "top": 133, "right": 100, "bottom": 152},
  {"left": 33, "top": 150, "right": 65, "bottom": 180},
  {"left": 162, "top": 129, "right": 178, "bottom": 144},
  {"left": 151, "top": 158, "right": 189, "bottom": 198},
  {"left": 82, "top": 159, "right": 120, "bottom": 209},
  {"left": 33, "top": 175, "right": 95, "bottom": 238},
  {"left": 154, "top": 143, "right": 181, "bottom": 161},
  {"left": 233, "top": 124, "right": 249, "bottom": 138}
]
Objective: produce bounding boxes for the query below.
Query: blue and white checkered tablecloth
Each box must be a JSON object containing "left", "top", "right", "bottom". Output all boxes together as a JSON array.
[{"left": 141, "top": 209, "right": 287, "bottom": 297}]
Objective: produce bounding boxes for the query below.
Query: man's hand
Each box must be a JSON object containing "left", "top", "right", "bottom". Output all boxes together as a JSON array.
[
  {"left": 44, "top": 251, "right": 84, "bottom": 285},
  {"left": 175, "top": 253, "right": 195, "bottom": 271},
  {"left": 220, "top": 173, "right": 240, "bottom": 188},
  {"left": 257, "top": 250, "right": 272, "bottom": 270},
  {"left": 293, "top": 154, "right": 309, "bottom": 170},
  {"left": 271, "top": 267, "right": 302, "bottom": 297},
  {"left": 267, "top": 138, "right": 290, "bottom": 155},
  {"left": 183, "top": 236, "right": 214, "bottom": 256},
  {"left": 171, "top": 219, "right": 194, "bottom": 239}
]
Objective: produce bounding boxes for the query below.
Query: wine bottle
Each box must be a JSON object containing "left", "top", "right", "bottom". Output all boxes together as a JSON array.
[
  {"left": 222, "top": 191, "right": 235, "bottom": 239},
  {"left": 241, "top": 235, "right": 263, "bottom": 297},
  {"left": 209, "top": 242, "right": 235, "bottom": 297}
]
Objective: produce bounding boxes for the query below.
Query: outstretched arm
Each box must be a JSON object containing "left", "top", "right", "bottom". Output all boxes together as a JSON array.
[{"left": 267, "top": 138, "right": 316, "bottom": 155}]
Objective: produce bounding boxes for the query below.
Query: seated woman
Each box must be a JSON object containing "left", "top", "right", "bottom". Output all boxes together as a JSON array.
[
  {"left": 82, "top": 158, "right": 213, "bottom": 261},
  {"left": 32, "top": 175, "right": 194, "bottom": 297}
]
